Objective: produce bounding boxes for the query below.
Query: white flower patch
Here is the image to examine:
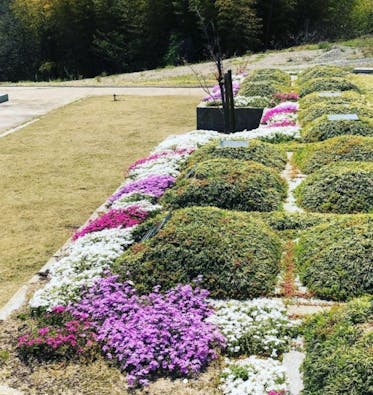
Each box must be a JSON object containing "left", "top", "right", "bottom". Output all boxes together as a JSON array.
[
  {"left": 230, "top": 126, "right": 301, "bottom": 140},
  {"left": 152, "top": 130, "right": 220, "bottom": 152},
  {"left": 29, "top": 228, "right": 135, "bottom": 309},
  {"left": 220, "top": 356, "right": 290, "bottom": 395},
  {"left": 208, "top": 298, "right": 299, "bottom": 357},
  {"left": 128, "top": 156, "right": 184, "bottom": 179},
  {"left": 128, "top": 150, "right": 193, "bottom": 180},
  {"left": 112, "top": 198, "right": 162, "bottom": 212}
]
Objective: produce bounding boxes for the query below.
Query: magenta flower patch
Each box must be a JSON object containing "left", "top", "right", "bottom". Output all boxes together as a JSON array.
[{"left": 73, "top": 206, "right": 148, "bottom": 240}]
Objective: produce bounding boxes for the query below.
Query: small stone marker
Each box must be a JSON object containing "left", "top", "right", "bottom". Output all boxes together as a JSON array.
[
  {"left": 318, "top": 91, "right": 341, "bottom": 97},
  {"left": 0, "top": 93, "right": 9, "bottom": 103},
  {"left": 328, "top": 113, "right": 359, "bottom": 121},
  {"left": 219, "top": 140, "right": 249, "bottom": 148},
  {"left": 353, "top": 67, "right": 373, "bottom": 74}
]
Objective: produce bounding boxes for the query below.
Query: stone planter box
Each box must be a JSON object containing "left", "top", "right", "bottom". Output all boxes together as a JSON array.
[
  {"left": 0, "top": 94, "right": 9, "bottom": 104},
  {"left": 197, "top": 102, "right": 263, "bottom": 133}
]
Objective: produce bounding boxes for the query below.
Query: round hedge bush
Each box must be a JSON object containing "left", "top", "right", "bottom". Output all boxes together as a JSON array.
[
  {"left": 295, "top": 216, "right": 373, "bottom": 300},
  {"left": 162, "top": 158, "right": 287, "bottom": 212},
  {"left": 239, "top": 80, "right": 287, "bottom": 98},
  {"left": 294, "top": 135, "right": 373, "bottom": 173},
  {"left": 299, "top": 77, "right": 359, "bottom": 97},
  {"left": 113, "top": 207, "right": 282, "bottom": 299},
  {"left": 301, "top": 115, "right": 373, "bottom": 142},
  {"left": 298, "top": 103, "right": 373, "bottom": 125},
  {"left": 298, "top": 65, "right": 349, "bottom": 84},
  {"left": 299, "top": 91, "right": 364, "bottom": 109},
  {"left": 187, "top": 139, "right": 287, "bottom": 171},
  {"left": 248, "top": 68, "right": 291, "bottom": 85},
  {"left": 302, "top": 297, "right": 373, "bottom": 394},
  {"left": 295, "top": 162, "right": 373, "bottom": 213}
]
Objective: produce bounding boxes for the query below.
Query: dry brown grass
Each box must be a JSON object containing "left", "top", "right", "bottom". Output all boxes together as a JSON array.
[{"left": 0, "top": 94, "right": 200, "bottom": 308}]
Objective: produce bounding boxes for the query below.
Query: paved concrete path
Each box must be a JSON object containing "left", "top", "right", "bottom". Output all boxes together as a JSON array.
[{"left": 0, "top": 86, "right": 204, "bottom": 136}]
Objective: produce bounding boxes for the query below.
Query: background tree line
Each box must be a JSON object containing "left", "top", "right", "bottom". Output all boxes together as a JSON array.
[{"left": 0, "top": 0, "right": 371, "bottom": 82}]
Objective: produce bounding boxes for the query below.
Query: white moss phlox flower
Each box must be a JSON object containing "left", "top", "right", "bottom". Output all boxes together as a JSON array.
[
  {"left": 153, "top": 130, "right": 220, "bottom": 152},
  {"left": 111, "top": 198, "right": 162, "bottom": 212},
  {"left": 220, "top": 356, "right": 290, "bottom": 395},
  {"left": 208, "top": 298, "right": 298, "bottom": 356},
  {"left": 29, "top": 228, "right": 135, "bottom": 309}
]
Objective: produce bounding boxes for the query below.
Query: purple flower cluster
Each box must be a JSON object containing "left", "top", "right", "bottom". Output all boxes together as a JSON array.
[
  {"left": 261, "top": 102, "right": 299, "bottom": 124},
  {"left": 203, "top": 82, "right": 240, "bottom": 102},
  {"left": 128, "top": 148, "right": 194, "bottom": 171},
  {"left": 73, "top": 206, "right": 148, "bottom": 240},
  {"left": 108, "top": 174, "right": 176, "bottom": 203},
  {"left": 69, "top": 275, "right": 225, "bottom": 387}
]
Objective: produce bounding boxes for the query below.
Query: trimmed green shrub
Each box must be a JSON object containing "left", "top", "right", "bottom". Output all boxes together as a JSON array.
[
  {"left": 294, "top": 135, "right": 373, "bottom": 173},
  {"left": 248, "top": 68, "right": 291, "bottom": 85},
  {"left": 298, "top": 102, "right": 373, "bottom": 124},
  {"left": 187, "top": 139, "right": 287, "bottom": 171},
  {"left": 301, "top": 115, "right": 373, "bottom": 142},
  {"left": 113, "top": 207, "right": 282, "bottom": 299},
  {"left": 295, "top": 216, "right": 373, "bottom": 300},
  {"left": 162, "top": 158, "right": 287, "bottom": 212},
  {"left": 302, "top": 296, "right": 373, "bottom": 394},
  {"left": 299, "top": 77, "right": 360, "bottom": 97},
  {"left": 299, "top": 91, "right": 364, "bottom": 109},
  {"left": 295, "top": 162, "right": 373, "bottom": 213},
  {"left": 298, "top": 65, "right": 349, "bottom": 84},
  {"left": 239, "top": 80, "right": 287, "bottom": 98}
]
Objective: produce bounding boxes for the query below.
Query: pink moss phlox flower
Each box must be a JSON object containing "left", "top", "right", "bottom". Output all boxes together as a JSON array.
[
  {"left": 203, "top": 82, "right": 240, "bottom": 102},
  {"left": 73, "top": 206, "right": 148, "bottom": 240},
  {"left": 128, "top": 148, "right": 194, "bottom": 171},
  {"left": 17, "top": 312, "right": 97, "bottom": 358},
  {"left": 265, "top": 119, "right": 297, "bottom": 127},
  {"left": 273, "top": 92, "right": 299, "bottom": 102},
  {"left": 69, "top": 275, "right": 226, "bottom": 387},
  {"left": 268, "top": 391, "right": 287, "bottom": 395},
  {"left": 108, "top": 174, "right": 176, "bottom": 203},
  {"left": 261, "top": 102, "right": 299, "bottom": 124}
]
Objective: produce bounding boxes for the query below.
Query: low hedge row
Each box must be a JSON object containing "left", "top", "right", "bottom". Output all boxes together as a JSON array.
[
  {"left": 247, "top": 68, "right": 291, "bottom": 85},
  {"left": 162, "top": 158, "right": 287, "bottom": 212},
  {"left": 294, "top": 135, "right": 373, "bottom": 173},
  {"left": 298, "top": 102, "right": 373, "bottom": 124},
  {"left": 295, "top": 162, "right": 373, "bottom": 213},
  {"left": 301, "top": 115, "right": 373, "bottom": 142},
  {"left": 113, "top": 207, "right": 282, "bottom": 299},
  {"left": 299, "top": 91, "right": 364, "bottom": 110},
  {"left": 239, "top": 80, "right": 288, "bottom": 98},
  {"left": 295, "top": 216, "right": 373, "bottom": 300},
  {"left": 299, "top": 77, "right": 359, "bottom": 97},
  {"left": 187, "top": 139, "right": 287, "bottom": 171},
  {"left": 302, "top": 296, "right": 373, "bottom": 394},
  {"left": 298, "top": 65, "right": 349, "bottom": 85}
]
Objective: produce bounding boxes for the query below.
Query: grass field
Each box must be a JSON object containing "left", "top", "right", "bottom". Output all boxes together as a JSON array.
[{"left": 0, "top": 94, "right": 200, "bottom": 308}]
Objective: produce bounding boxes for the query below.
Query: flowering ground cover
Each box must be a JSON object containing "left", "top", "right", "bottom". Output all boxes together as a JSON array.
[{"left": 1, "top": 67, "right": 372, "bottom": 394}]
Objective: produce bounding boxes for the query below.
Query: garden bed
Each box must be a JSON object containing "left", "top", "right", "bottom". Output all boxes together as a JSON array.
[{"left": 0, "top": 66, "right": 372, "bottom": 395}]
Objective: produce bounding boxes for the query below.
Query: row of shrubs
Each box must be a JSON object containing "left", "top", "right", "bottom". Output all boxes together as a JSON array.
[
  {"left": 239, "top": 68, "right": 291, "bottom": 100},
  {"left": 296, "top": 66, "right": 373, "bottom": 142},
  {"left": 293, "top": 66, "right": 373, "bottom": 213},
  {"left": 163, "top": 140, "right": 288, "bottom": 212},
  {"left": 114, "top": 207, "right": 372, "bottom": 302}
]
